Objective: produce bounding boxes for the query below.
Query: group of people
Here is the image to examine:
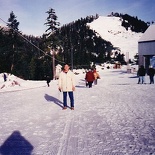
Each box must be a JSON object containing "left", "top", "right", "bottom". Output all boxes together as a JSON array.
[
  {"left": 57, "top": 64, "right": 101, "bottom": 110},
  {"left": 35, "top": 63, "right": 155, "bottom": 111},
  {"left": 85, "top": 68, "right": 100, "bottom": 88},
  {"left": 137, "top": 65, "right": 155, "bottom": 84}
]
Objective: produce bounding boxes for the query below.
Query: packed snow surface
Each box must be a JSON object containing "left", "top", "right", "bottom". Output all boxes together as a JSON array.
[{"left": 0, "top": 65, "right": 155, "bottom": 154}]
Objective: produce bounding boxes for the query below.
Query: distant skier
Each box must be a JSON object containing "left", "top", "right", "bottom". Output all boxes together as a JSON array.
[
  {"left": 85, "top": 69, "right": 95, "bottom": 88},
  {"left": 147, "top": 65, "right": 155, "bottom": 84},
  {"left": 3, "top": 73, "right": 7, "bottom": 82},
  {"left": 46, "top": 76, "right": 51, "bottom": 87},
  {"left": 137, "top": 65, "right": 146, "bottom": 84}
]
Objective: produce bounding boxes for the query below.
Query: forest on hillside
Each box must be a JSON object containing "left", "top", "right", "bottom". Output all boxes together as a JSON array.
[
  {"left": 110, "top": 12, "right": 149, "bottom": 32},
  {"left": 0, "top": 10, "right": 149, "bottom": 80}
]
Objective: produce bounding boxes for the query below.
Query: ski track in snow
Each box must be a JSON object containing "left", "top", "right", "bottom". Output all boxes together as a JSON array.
[{"left": 1, "top": 67, "right": 155, "bottom": 155}]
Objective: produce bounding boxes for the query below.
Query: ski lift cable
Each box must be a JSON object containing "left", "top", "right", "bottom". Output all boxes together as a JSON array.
[{"left": 0, "top": 17, "right": 65, "bottom": 64}]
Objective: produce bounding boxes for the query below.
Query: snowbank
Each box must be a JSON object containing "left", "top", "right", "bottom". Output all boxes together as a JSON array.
[{"left": 0, "top": 73, "right": 46, "bottom": 92}]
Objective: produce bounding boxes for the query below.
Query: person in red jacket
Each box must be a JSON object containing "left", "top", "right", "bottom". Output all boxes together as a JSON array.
[{"left": 85, "top": 69, "right": 95, "bottom": 88}]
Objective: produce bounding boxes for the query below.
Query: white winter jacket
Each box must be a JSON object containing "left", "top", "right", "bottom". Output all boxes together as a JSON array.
[{"left": 58, "top": 70, "right": 75, "bottom": 92}]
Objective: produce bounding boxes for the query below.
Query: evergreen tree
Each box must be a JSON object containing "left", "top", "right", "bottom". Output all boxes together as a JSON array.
[
  {"left": 7, "top": 11, "right": 20, "bottom": 73},
  {"left": 0, "top": 28, "right": 11, "bottom": 72},
  {"left": 44, "top": 8, "right": 61, "bottom": 79},
  {"left": 45, "top": 8, "right": 60, "bottom": 35},
  {"left": 56, "top": 16, "right": 115, "bottom": 68},
  {"left": 120, "top": 13, "right": 148, "bottom": 33}
]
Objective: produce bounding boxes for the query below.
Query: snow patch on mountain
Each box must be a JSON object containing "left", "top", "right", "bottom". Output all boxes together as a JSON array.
[{"left": 88, "top": 16, "right": 143, "bottom": 60}]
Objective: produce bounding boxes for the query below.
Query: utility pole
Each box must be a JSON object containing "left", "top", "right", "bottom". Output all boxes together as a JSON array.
[
  {"left": 70, "top": 32, "right": 73, "bottom": 71},
  {"left": 53, "top": 53, "right": 55, "bottom": 80},
  {"left": 51, "top": 49, "right": 56, "bottom": 80},
  {"left": 71, "top": 46, "right": 73, "bottom": 71},
  {"left": 126, "top": 52, "right": 131, "bottom": 73}
]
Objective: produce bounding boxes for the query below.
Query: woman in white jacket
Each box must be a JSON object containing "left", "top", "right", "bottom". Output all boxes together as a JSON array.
[{"left": 58, "top": 64, "right": 75, "bottom": 110}]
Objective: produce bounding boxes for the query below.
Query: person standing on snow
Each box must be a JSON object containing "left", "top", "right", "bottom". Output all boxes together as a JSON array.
[
  {"left": 85, "top": 68, "right": 95, "bottom": 88},
  {"left": 147, "top": 65, "right": 155, "bottom": 84},
  {"left": 46, "top": 75, "right": 51, "bottom": 87},
  {"left": 93, "top": 69, "right": 100, "bottom": 85},
  {"left": 3, "top": 73, "right": 7, "bottom": 82},
  {"left": 58, "top": 64, "right": 75, "bottom": 110},
  {"left": 137, "top": 65, "right": 146, "bottom": 84}
]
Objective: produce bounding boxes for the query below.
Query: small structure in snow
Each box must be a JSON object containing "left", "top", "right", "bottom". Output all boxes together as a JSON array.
[{"left": 138, "top": 24, "right": 155, "bottom": 70}]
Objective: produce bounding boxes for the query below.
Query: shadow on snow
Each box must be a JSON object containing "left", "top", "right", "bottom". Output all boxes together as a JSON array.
[
  {"left": 0, "top": 130, "right": 33, "bottom": 155},
  {"left": 44, "top": 94, "right": 63, "bottom": 108}
]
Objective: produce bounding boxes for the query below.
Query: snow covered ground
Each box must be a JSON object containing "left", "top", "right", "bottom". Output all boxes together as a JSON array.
[
  {"left": 0, "top": 73, "right": 46, "bottom": 92},
  {"left": 88, "top": 16, "right": 143, "bottom": 60},
  {"left": 0, "top": 65, "right": 155, "bottom": 155}
]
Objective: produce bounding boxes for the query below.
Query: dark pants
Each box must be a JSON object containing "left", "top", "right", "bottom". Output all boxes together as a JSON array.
[
  {"left": 88, "top": 81, "right": 93, "bottom": 88},
  {"left": 47, "top": 82, "right": 50, "bottom": 87},
  {"left": 63, "top": 92, "right": 74, "bottom": 107},
  {"left": 149, "top": 76, "right": 154, "bottom": 84}
]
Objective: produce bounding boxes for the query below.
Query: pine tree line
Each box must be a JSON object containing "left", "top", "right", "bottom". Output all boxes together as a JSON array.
[
  {"left": 0, "top": 12, "right": 48, "bottom": 80},
  {"left": 0, "top": 10, "right": 148, "bottom": 80},
  {"left": 53, "top": 15, "right": 116, "bottom": 68},
  {"left": 110, "top": 12, "right": 149, "bottom": 32}
]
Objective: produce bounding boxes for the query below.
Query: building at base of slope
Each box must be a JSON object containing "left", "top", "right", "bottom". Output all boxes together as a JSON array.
[{"left": 138, "top": 24, "right": 155, "bottom": 71}]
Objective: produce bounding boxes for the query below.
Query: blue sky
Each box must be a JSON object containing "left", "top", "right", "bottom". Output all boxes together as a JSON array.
[{"left": 0, "top": 0, "right": 155, "bottom": 36}]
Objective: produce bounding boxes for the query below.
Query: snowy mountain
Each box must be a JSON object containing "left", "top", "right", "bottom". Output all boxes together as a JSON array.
[{"left": 87, "top": 16, "right": 143, "bottom": 60}]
